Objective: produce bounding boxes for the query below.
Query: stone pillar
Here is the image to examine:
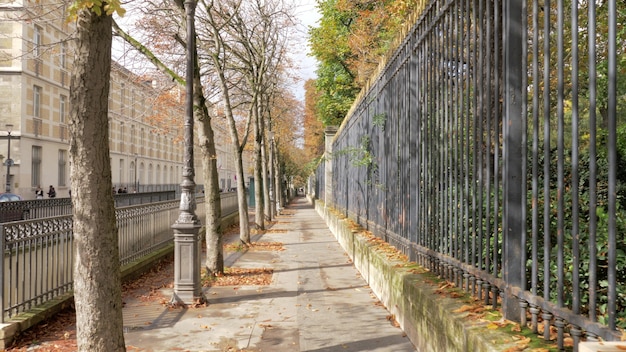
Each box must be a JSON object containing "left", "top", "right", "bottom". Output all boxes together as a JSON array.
[{"left": 324, "top": 126, "right": 338, "bottom": 207}]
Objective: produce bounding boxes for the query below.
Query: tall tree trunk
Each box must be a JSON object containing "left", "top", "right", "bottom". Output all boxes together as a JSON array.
[
  {"left": 234, "top": 149, "right": 250, "bottom": 243},
  {"left": 253, "top": 101, "right": 265, "bottom": 229},
  {"left": 69, "top": 7, "right": 125, "bottom": 352},
  {"left": 273, "top": 142, "right": 282, "bottom": 210},
  {"left": 261, "top": 112, "right": 271, "bottom": 221},
  {"left": 194, "top": 64, "right": 223, "bottom": 275},
  {"left": 214, "top": 67, "right": 251, "bottom": 244}
]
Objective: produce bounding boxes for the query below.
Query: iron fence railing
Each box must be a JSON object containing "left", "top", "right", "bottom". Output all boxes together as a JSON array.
[
  {"left": 0, "top": 192, "right": 237, "bottom": 322},
  {"left": 315, "top": 162, "right": 325, "bottom": 202},
  {"left": 0, "top": 191, "right": 177, "bottom": 222},
  {"left": 316, "top": 0, "right": 623, "bottom": 348}
]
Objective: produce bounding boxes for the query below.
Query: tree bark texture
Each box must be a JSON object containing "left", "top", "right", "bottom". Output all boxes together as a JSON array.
[
  {"left": 234, "top": 148, "right": 250, "bottom": 243},
  {"left": 194, "top": 63, "right": 223, "bottom": 275},
  {"left": 69, "top": 8, "right": 125, "bottom": 352},
  {"left": 253, "top": 106, "right": 264, "bottom": 229}
]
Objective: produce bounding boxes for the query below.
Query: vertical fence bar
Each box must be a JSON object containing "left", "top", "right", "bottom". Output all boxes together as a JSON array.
[
  {"left": 492, "top": 0, "right": 501, "bottom": 304},
  {"left": 464, "top": 0, "right": 472, "bottom": 286},
  {"left": 520, "top": 0, "right": 529, "bottom": 322},
  {"left": 541, "top": 0, "right": 553, "bottom": 339},
  {"left": 569, "top": 0, "right": 581, "bottom": 341},
  {"left": 444, "top": 7, "right": 450, "bottom": 275},
  {"left": 530, "top": 0, "right": 540, "bottom": 333},
  {"left": 420, "top": 20, "right": 427, "bottom": 256},
  {"left": 471, "top": 0, "right": 479, "bottom": 286},
  {"left": 555, "top": 0, "right": 567, "bottom": 346},
  {"left": 435, "top": 39, "right": 442, "bottom": 269},
  {"left": 410, "top": 30, "right": 418, "bottom": 256},
  {"left": 484, "top": 0, "right": 493, "bottom": 304},
  {"left": 476, "top": 0, "right": 485, "bottom": 288},
  {"left": 426, "top": 10, "right": 433, "bottom": 261},
  {"left": 502, "top": 0, "right": 524, "bottom": 321},
  {"left": 453, "top": 1, "right": 464, "bottom": 280},
  {"left": 587, "top": 0, "right": 598, "bottom": 325},
  {"left": 606, "top": 0, "right": 617, "bottom": 331}
]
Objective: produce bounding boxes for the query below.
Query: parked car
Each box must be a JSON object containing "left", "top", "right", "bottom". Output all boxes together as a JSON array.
[{"left": 0, "top": 193, "right": 30, "bottom": 222}]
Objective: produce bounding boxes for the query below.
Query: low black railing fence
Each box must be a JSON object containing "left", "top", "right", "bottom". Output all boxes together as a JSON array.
[
  {"left": 0, "top": 191, "right": 177, "bottom": 222},
  {"left": 313, "top": 0, "right": 624, "bottom": 348},
  {"left": 0, "top": 192, "right": 237, "bottom": 322}
]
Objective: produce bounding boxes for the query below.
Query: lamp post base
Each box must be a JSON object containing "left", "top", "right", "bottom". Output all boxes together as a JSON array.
[{"left": 171, "top": 220, "right": 204, "bottom": 306}]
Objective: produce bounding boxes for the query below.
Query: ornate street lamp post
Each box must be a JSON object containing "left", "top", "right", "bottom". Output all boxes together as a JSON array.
[
  {"left": 171, "top": 0, "right": 202, "bottom": 305},
  {"left": 5, "top": 124, "right": 13, "bottom": 193}
]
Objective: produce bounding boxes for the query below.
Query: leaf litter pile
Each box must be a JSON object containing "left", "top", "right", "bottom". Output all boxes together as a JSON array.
[
  {"left": 6, "top": 224, "right": 283, "bottom": 351},
  {"left": 204, "top": 267, "right": 274, "bottom": 287}
]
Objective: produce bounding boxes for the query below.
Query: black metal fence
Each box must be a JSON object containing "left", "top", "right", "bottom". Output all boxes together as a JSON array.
[
  {"left": 0, "top": 191, "right": 177, "bottom": 222},
  {"left": 315, "top": 0, "right": 624, "bottom": 348},
  {"left": 0, "top": 191, "right": 238, "bottom": 322},
  {"left": 313, "top": 161, "right": 325, "bottom": 202}
]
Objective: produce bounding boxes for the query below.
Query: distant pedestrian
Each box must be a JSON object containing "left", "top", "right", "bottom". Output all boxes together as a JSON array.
[
  {"left": 35, "top": 186, "right": 44, "bottom": 199},
  {"left": 47, "top": 185, "right": 56, "bottom": 198}
]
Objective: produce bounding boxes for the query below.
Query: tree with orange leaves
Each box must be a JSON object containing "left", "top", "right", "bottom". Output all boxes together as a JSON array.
[
  {"left": 309, "top": 0, "right": 424, "bottom": 126},
  {"left": 303, "top": 79, "right": 324, "bottom": 161}
]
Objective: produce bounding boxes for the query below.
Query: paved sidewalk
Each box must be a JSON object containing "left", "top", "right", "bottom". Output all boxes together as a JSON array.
[{"left": 122, "top": 197, "right": 417, "bottom": 352}]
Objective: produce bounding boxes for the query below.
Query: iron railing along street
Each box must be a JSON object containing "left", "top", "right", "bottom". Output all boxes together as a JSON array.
[
  {"left": 0, "top": 192, "right": 238, "bottom": 322},
  {"left": 313, "top": 0, "right": 623, "bottom": 348},
  {"left": 0, "top": 190, "right": 177, "bottom": 222}
]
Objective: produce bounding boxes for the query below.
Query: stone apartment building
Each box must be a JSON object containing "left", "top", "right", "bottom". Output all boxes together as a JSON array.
[{"left": 0, "top": 0, "right": 246, "bottom": 199}]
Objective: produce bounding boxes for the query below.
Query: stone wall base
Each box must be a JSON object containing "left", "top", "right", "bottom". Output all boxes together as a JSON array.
[{"left": 315, "top": 201, "right": 521, "bottom": 352}]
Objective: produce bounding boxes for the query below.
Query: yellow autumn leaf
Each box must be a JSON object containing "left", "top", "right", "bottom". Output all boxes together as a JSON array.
[{"left": 487, "top": 322, "right": 500, "bottom": 330}]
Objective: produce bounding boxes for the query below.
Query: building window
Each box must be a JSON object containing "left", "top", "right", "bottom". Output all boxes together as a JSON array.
[
  {"left": 58, "top": 149, "right": 67, "bottom": 186},
  {"left": 140, "top": 128, "right": 145, "bottom": 154},
  {"left": 32, "top": 146, "right": 42, "bottom": 187},
  {"left": 33, "top": 85, "right": 42, "bottom": 118},
  {"left": 60, "top": 42, "right": 67, "bottom": 85},
  {"left": 119, "top": 159, "right": 125, "bottom": 186},
  {"left": 139, "top": 162, "right": 144, "bottom": 189},
  {"left": 34, "top": 25, "right": 42, "bottom": 57},
  {"left": 60, "top": 95, "right": 67, "bottom": 123},
  {"left": 121, "top": 83, "right": 126, "bottom": 115},
  {"left": 0, "top": 22, "right": 12, "bottom": 49},
  {"left": 131, "top": 91, "right": 135, "bottom": 118},
  {"left": 60, "top": 42, "right": 66, "bottom": 68},
  {"left": 148, "top": 163, "right": 153, "bottom": 189},
  {"left": 130, "top": 160, "right": 136, "bottom": 190},
  {"left": 119, "top": 122, "right": 125, "bottom": 153}
]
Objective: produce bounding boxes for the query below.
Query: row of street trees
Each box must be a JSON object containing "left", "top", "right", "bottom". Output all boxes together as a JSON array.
[{"left": 67, "top": 0, "right": 304, "bottom": 350}]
